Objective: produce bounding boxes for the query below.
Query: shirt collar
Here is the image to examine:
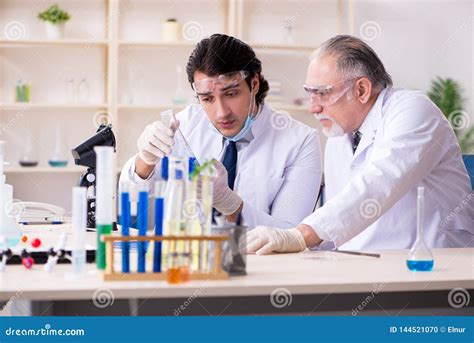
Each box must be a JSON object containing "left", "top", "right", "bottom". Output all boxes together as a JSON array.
[{"left": 357, "top": 87, "right": 388, "bottom": 137}]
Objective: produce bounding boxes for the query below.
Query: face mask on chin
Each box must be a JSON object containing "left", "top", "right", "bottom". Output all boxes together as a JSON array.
[{"left": 225, "top": 84, "right": 258, "bottom": 142}]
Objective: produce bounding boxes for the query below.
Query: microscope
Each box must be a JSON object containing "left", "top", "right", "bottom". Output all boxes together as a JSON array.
[{"left": 71, "top": 124, "right": 116, "bottom": 228}]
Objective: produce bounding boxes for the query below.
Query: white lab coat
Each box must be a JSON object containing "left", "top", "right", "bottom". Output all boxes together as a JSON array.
[
  {"left": 120, "top": 103, "right": 322, "bottom": 229},
  {"left": 303, "top": 88, "right": 474, "bottom": 250}
]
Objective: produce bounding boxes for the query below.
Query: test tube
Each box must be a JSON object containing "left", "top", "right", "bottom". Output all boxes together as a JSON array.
[
  {"left": 153, "top": 180, "right": 166, "bottom": 272},
  {"left": 120, "top": 181, "right": 131, "bottom": 273},
  {"left": 199, "top": 174, "right": 213, "bottom": 272},
  {"left": 94, "top": 146, "right": 114, "bottom": 270},
  {"left": 161, "top": 156, "right": 169, "bottom": 181},
  {"left": 162, "top": 157, "right": 184, "bottom": 270},
  {"left": 72, "top": 187, "right": 87, "bottom": 274},
  {"left": 160, "top": 109, "right": 200, "bottom": 166},
  {"left": 137, "top": 182, "right": 148, "bottom": 273},
  {"left": 184, "top": 172, "right": 201, "bottom": 272}
]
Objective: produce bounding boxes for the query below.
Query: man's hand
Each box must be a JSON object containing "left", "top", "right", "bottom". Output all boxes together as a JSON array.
[
  {"left": 137, "top": 120, "right": 175, "bottom": 166},
  {"left": 243, "top": 226, "right": 307, "bottom": 255},
  {"left": 211, "top": 160, "right": 243, "bottom": 216}
]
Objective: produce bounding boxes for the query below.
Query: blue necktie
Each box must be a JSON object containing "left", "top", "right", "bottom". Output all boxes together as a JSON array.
[{"left": 222, "top": 140, "right": 237, "bottom": 190}]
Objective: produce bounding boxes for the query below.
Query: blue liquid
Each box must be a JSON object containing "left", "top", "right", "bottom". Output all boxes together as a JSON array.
[
  {"left": 48, "top": 160, "right": 68, "bottom": 167},
  {"left": 407, "top": 260, "right": 434, "bottom": 271}
]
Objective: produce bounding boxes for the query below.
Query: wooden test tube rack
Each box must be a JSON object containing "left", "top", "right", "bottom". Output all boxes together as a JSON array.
[{"left": 102, "top": 235, "right": 229, "bottom": 281}]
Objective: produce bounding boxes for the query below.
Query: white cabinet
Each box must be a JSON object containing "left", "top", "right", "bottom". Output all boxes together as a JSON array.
[{"left": 0, "top": 0, "right": 346, "bottom": 208}]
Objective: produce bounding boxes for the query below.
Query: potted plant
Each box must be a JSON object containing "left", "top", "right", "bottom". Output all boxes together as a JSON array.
[
  {"left": 37, "top": 4, "right": 71, "bottom": 39},
  {"left": 428, "top": 77, "right": 474, "bottom": 153}
]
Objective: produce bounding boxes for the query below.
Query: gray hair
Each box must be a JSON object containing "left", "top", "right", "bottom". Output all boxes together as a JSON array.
[{"left": 311, "top": 35, "right": 393, "bottom": 92}]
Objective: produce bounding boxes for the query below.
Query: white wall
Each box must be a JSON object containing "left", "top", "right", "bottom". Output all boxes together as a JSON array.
[
  {"left": 1, "top": 0, "right": 472, "bottom": 212},
  {"left": 352, "top": 0, "right": 473, "bottom": 121}
]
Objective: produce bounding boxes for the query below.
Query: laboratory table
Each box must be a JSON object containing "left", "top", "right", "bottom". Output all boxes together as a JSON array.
[{"left": 0, "top": 225, "right": 473, "bottom": 316}]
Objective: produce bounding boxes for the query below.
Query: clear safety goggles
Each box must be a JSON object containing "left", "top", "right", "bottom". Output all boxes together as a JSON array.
[
  {"left": 303, "top": 77, "right": 359, "bottom": 106},
  {"left": 192, "top": 70, "right": 250, "bottom": 94}
]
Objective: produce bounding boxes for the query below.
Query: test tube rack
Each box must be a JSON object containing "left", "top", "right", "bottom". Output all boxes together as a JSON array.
[{"left": 101, "top": 234, "right": 229, "bottom": 281}]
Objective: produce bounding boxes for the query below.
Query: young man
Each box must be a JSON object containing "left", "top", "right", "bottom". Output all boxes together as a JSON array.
[
  {"left": 120, "top": 34, "right": 322, "bottom": 229},
  {"left": 245, "top": 35, "right": 474, "bottom": 254}
]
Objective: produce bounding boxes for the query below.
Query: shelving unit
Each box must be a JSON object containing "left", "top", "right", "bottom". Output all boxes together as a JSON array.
[{"left": 0, "top": 0, "right": 351, "bottom": 209}]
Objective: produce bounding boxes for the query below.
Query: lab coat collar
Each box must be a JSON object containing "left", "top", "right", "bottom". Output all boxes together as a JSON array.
[
  {"left": 352, "top": 88, "right": 388, "bottom": 159},
  {"left": 250, "top": 102, "right": 271, "bottom": 138}
]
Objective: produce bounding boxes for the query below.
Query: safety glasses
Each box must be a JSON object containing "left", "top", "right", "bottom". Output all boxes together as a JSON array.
[
  {"left": 303, "top": 77, "right": 360, "bottom": 106},
  {"left": 192, "top": 70, "right": 250, "bottom": 94}
]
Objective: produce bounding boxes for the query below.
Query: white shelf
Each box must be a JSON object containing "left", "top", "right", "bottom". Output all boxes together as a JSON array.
[
  {"left": 0, "top": 103, "right": 108, "bottom": 110},
  {"left": 0, "top": 39, "right": 108, "bottom": 48},
  {"left": 118, "top": 40, "right": 314, "bottom": 53},
  {"left": 119, "top": 41, "right": 195, "bottom": 48},
  {"left": 118, "top": 104, "right": 189, "bottom": 111},
  {"left": 4, "top": 166, "right": 85, "bottom": 173},
  {"left": 249, "top": 42, "right": 316, "bottom": 52},
  {"left": 5, "top": 165, "right": 123, "bottom": 174}
]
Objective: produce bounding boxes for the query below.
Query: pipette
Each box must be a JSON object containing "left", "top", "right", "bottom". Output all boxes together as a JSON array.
[{"left": 160, "top": 110, "right": 200, "bottom": 166}]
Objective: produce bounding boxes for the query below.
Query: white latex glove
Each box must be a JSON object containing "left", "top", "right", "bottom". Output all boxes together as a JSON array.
[
  {"left": 211, "top": 160, "right": 243, "bottom": 216},
  {"left": 243, "top": 226, "right": 307, "bottom": 255},
  {"left": 136, "top": 120, "right": 176, "bottom": 165}
]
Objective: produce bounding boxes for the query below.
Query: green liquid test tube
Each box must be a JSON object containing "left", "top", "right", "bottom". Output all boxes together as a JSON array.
[{"left": 96, "top": 223, "right": 113, "bottom": 269}]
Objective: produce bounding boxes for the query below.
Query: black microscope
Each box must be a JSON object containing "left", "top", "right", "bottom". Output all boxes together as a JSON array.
[{"left": 71, "top": 124, "right": 116, "bottom": 229}]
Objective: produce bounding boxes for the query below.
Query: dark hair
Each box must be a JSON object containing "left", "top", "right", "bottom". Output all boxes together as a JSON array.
[
  {"left": 186, "top": 34, "right": 269, "bottom": 105},
  {"left": 314, "top": 35, "right": 393, "bottom": 92}
]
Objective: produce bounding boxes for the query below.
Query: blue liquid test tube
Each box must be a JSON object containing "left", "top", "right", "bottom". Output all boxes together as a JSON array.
[
  {"left": 120, "top": 182, "right": 131, "bottom": 273},
  {"left": 137, "top": 183, "right": 148, "bottom": 273},
  {"left": 161, "top": 156, "right": 169, "bottom": 181},
  {"left": 153, "top": 180, "right": 166, "bottom": 272}
]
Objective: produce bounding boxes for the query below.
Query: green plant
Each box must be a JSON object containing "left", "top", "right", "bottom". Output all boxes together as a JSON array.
[
  {"left": 38, "top": 4, "right": 71, "bottom": 24},
  {"left": 428, "top": 76, "right": 474, "bottom": 153},
  {"left": 189, "top": 159, "right": 217, "bottom": 180}
]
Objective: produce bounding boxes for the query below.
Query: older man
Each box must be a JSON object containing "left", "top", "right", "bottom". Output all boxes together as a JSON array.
[{"left": 245, "top": 35, "right": 474, "bottom": 254}]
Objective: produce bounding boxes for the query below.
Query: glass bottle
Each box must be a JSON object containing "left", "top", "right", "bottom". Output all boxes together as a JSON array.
[
  {"left": 167, "top": 252, "right": 181, "bottom": 284},
  {"left": 406, "top": 187, "right": 434, "bottom": 271},
  {"left": 18, "top": 122, "right": 38, "bottom": 167},
  {"left": 48, "top": 123, "right": 68, "bottom": 167}
]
